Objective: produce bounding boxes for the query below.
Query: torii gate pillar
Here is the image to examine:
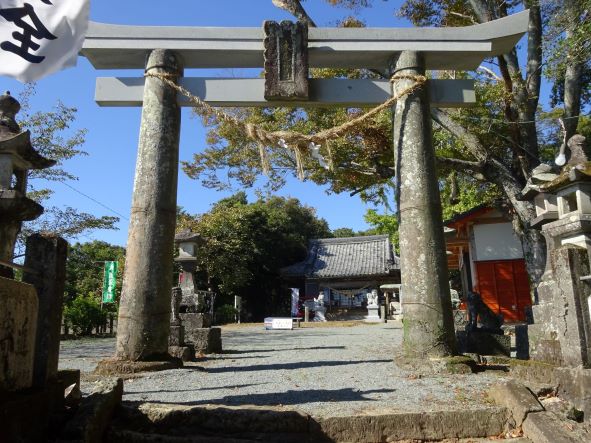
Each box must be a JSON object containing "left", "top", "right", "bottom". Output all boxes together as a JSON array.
[
  {"left": 392, "top": 51, "right": 456, "bottom": 358},
  {"left": 115, "top": 49, "right": 183, "bottom": 362}
]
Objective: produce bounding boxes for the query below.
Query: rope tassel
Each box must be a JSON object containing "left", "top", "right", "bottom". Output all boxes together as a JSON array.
[
  {"left": 258, "top": 142, "right": 271, "bottom": 176},
  {"left": 294, "top": 146, "right": 305, "bottom": 180}
]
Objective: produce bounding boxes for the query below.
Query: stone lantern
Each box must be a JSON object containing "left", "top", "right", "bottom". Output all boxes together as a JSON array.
[
  {"left": 0, "top": 91, "right": 55, "bottom": 272},
  {"left": 174, "top": 229, "right": 203, "bottom": 298},
  {"left": 520, "top": 135, "right": 591, "bottom": 368},
  {"left": 172, "top": 229, "right": 222, "bottom": 354}
]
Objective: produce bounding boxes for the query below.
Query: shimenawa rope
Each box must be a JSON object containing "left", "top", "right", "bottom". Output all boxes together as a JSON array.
[{"left": 145, "top": 72, "right": 426, "bottom": 178}]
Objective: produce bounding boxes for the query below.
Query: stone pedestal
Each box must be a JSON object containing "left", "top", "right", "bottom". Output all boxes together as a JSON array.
[
  {"left": 313, "top": 306, "right": 326, "bottom": 322},
  {"left": 0, "top": 277, "right": 38, "bottom": 392},
  {"left": 184, "top": 327, "right": 222, "bottom": 354},
  {"left": 365, "top": 306, "right": 380, "bottom": 322},
  {"left": 529, "top": 246, "right": 591, "bottom": 367},
  {"left": 180, "top": 313, "right": 211, "bottom": 329}
]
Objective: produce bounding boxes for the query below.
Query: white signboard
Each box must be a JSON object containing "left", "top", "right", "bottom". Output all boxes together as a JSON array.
[
  {"left": 0, "top": 0, "right": 90, "bottom": 82},
  {"left": 264, "top": 317, "right": 293, "bottom": 330},
  {"left": 473, "top": 223, "right": 524, "bottom": 261}
]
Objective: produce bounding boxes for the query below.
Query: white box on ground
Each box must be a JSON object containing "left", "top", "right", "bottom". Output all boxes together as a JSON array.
[{"left": 264, "top": 317, "right": 293, "bottom": 330}]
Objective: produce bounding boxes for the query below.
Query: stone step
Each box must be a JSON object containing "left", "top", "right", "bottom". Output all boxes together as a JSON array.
[{"left": 109, "top": 403, "right": 512, "bottom": 443}]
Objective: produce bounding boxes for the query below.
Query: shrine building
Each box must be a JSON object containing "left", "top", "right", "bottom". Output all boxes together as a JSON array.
[
  {"left": 445, "top": 205, "right": 532, "bottom": 323},
  {"left": 281, "top": 235, "right": 400, "bottom": 308}
]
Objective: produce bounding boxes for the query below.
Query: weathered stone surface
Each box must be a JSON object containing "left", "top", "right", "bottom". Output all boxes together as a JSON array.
[
  {"left": 110, "top": 403, "right": 509, "bottom": 442},
  {"left": 264, "top": 21, "right": 308, "bottom": 101},
  {"left": 168, "top": 346, "right": 194, "bottom": 362},
  {"left": 61, "top": 377, "right": 123, "bottom": 443},
  {"left": 95, "top": 358, "right": 182, "bottom": 375},
  {"left": 0, "top": 277, "right": 37, "bottom": 392},
  {"left": 554, "top": 367, "right": 591, "bottom": 421},
  {"left": 391, "top": 51, "right": 456, "bottom": 358},
  {"left": 317, "top": 408, "right": 507, "bottom": 442},
  {"left": 522, "top": 411, "right": 580, "bottom": 443},
  {"left": 184, "top": 327, "right": 222, "bottom": 354},
  {"left": 23, "top": 234, "right": 67, "bottom": 388},
  {"left": 168, "top": 325, "right": 184, "bottom": 347},
  {"left": 180, "top": 312, "right": 211, "bottom": 329},
  {"left": 529, "top": 245, "right": 591, "bottom": 367},
  {"left": 116, "top": 49, "right": 183, "bottom": 362},
  {"left": 488, "top": 380, "right": 543, "bottom": 426}
]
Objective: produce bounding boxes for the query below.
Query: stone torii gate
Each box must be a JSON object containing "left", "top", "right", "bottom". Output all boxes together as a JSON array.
[{"left": 82, "top": 11, "right": 528, "bottom": 367}]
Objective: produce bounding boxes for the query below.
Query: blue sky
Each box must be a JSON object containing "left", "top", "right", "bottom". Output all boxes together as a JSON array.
[{"left": 0, "top": 1, "right": 530, "bottom": 247}]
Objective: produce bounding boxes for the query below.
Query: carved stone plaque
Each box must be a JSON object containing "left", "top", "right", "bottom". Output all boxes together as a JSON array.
[{"left": 264, "top": 20, "right": 309, "bottom": 101}]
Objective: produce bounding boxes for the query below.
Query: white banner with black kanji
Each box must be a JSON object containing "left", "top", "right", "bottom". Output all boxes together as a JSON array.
[{"left": 0, "top": 0, "right": 90, "bottom": 82}]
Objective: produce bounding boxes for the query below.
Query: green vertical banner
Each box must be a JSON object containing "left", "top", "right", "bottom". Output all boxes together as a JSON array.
[{"left": 102, "top": 261, "right": 118, "bottom": 303}]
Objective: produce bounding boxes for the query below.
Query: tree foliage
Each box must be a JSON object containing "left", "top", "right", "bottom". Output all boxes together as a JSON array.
[
  {"left": 177, "top": 193, "right": 331, "bottom": 319},
  {"left": 65, "top": 240, "right": 125, "bottom": 306},
  {"left": 11, "top": 85, "right": 119, "bottom": 256}
]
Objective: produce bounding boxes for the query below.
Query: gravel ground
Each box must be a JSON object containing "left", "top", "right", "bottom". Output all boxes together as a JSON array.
[{"left": 59, "top": 323, "right": 509, "bottom": 418}]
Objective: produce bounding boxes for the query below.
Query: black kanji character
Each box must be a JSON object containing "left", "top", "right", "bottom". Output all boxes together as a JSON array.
[{"left": 0, "top": 3, "right": 56, "bottom": 64}]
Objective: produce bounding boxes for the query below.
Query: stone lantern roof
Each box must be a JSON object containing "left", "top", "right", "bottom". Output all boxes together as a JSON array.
[
  {"left": 0, "top": 92, "right": 55, "bottom": 223},
  {"left": 174, "top": 229, "right": 202, "bottom": 245}
]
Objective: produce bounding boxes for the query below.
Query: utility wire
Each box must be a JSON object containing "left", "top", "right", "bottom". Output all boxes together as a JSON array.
[{"left": 59, "top": 181, "right": 130, "bottom": 221}]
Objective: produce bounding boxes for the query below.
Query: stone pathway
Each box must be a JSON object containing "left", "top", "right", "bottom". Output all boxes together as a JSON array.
[{"left": 60, "top": 323, "right": 510, "bottom": 418}]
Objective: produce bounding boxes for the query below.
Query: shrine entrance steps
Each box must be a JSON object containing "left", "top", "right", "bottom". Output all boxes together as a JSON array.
[{"left": 106, "top": 402, "right": 526, "bottom": 443}]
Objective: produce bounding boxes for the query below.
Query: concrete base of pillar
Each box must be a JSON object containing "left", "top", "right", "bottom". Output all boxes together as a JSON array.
[
  {"left": 365, "top": 306, "right": 380, "bottom": 322},
  {"left": 394, "top": 354, "right": 475, "bottom": 375},
  {"left": 94, "top": 357, "right": 182, "bottom": 375},
  {"left": 185, "top": 327, "right": 222, "bottom": 354},
  {"left": 168, "top": 346, "right": 194, "bottom": 362}
]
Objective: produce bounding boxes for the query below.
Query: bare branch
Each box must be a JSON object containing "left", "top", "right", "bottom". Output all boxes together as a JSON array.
[
  {"left": 436, "top": 156, "right": 486, "bottom": 181},
  {"left": 477, "top": 65, "right": 502, "bottom": 82},
  {"left": 449, "top": 11, "right": 478, "bottom": 25},
  {"left": 272, "top": 0, "right": 316, "bottom": 26},
  {"left": 431, "top": 108, "right": 488, "bottom": 162}
]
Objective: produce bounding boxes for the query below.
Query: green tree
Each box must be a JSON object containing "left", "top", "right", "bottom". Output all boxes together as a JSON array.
[
  {"left": 63, "top": 295, "right": 107, "bottom": 336},
  {"left": 332, "top": 227, "right": 358, "bottom": 237},
  {"left": 177, "top": 193, "right": 331, "bottom": 320},
  {"left": 4, "top": 85, "right": 119, "bottom": 261},
  {"left": 65, "top": 241, "right": 125, "bottom": 308},
  {"left": 182, "top": 0, "right": 590, "bottom": 288}
]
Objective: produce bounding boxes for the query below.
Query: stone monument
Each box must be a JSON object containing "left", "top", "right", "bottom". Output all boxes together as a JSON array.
[
  {"left": 365, "top": 289, "right": 381, "bottom": 322},
  {"left": 521, "top": 135, "right": 591, "bottom": 367},
  {"left": 174, "top": 230, "right": 222, "bottom": 354},
  {"left": 168, "top": 287, "right": 194, "bottom": 362}
]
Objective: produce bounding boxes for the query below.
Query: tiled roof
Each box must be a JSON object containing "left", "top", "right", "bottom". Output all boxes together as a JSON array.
[{"left": 281, "top": 235, "right": 399, "bottom": 279}]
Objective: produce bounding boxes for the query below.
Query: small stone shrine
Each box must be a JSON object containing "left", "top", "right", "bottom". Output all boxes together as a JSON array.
[
  {"left": 521, "top": 134, "right": 591, "bottom": 367},
  {"left": 0, "top": 91, "right": 55, "bottom": 276},
  {"left": 173, "top": 230, "right": 222, "bottom": 354}
]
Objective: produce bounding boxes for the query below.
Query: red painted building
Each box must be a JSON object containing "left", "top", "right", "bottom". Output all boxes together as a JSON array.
[{"left": 445, "top": 206, "right": 532, "bottom": 323}]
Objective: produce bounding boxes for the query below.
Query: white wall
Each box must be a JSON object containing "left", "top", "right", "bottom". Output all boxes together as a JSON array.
[{"left": 472, "top": 223, "right": 524, "bottom": 261}]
